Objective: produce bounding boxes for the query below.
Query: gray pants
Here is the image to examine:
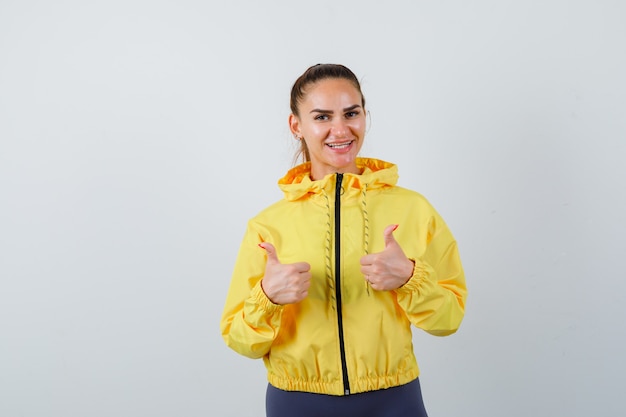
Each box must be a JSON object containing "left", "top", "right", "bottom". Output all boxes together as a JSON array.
[{"left": 266, "top": 378, "right": 428, "bottom": 417}]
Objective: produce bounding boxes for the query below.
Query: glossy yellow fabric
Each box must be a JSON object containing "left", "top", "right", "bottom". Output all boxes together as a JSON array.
[{"left": 220, "top": 158, "right": 467, "bottom": 396}]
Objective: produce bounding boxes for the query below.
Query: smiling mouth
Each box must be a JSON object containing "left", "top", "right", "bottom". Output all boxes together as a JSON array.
[{"left": 326, "top": 140, "right": 354, "bottom": 149}]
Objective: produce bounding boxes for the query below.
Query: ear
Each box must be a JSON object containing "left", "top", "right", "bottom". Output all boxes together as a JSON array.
[{"left": 288, "top": 113, "right": 301, "bottom": 139}]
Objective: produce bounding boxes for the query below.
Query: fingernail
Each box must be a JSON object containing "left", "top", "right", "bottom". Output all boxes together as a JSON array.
[{"left": 392, "top": 224, "right": 399, "bottom": 231}]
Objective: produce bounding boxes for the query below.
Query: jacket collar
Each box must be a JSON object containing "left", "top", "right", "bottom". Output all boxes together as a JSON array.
[{"left": 278, "top": 158, "right": 398, "bottom": 201}]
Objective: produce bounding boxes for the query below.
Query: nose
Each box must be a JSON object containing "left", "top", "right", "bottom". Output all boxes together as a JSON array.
[{"left": 330, "top": 118, "right": 349, "bottom": 137}]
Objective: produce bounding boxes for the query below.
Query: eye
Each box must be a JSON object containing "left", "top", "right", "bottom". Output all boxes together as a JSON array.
[
  {"left": 314, "top": 114, "right": 329, "bottom": 121},
  {"left": 345, "top": 110, "right": 360, "bottom": 118}
]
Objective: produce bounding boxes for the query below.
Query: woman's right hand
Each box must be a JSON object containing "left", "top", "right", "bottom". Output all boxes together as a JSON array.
[{"left": 258, "top": 242, "right": 311, "bottom": 305}]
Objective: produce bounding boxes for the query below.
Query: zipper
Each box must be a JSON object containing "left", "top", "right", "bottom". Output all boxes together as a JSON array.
[{"left": 334, "top": 173, "right": 350, "bottom": 395}]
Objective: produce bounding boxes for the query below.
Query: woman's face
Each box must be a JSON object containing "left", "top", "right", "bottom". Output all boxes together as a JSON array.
[{"left": 289, "top": 78, "right": 366, "bottom": 181}]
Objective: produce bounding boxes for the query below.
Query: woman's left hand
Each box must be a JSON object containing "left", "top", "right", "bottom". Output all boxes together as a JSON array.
[{"left": 359, "top": 224, "right": 415, "bottom": 291}]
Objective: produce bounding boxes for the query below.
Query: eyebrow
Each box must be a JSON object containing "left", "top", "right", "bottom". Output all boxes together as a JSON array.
[{"left": 309, "top": 104, "right": 362, "bottom": 114}]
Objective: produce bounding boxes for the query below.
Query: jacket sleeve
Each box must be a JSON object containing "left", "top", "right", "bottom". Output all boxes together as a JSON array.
[
  {"left": 220, "top": 221, "right": 284, "bottom": 359},
  {"left": 394, "top": 212, "right": 467, "bottom": 336}
]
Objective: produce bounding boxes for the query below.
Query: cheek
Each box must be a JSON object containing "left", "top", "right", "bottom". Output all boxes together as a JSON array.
[
  {"left": 306, "top": 124, "right": 328, "bottom": 138},
  {"left": 350, "top": 120, "right": 366, "bottom": 135}
]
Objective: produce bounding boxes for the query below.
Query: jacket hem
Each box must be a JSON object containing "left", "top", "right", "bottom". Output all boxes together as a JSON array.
[{"left": 267, "top": 368, "right": 420, "bottom": 396}]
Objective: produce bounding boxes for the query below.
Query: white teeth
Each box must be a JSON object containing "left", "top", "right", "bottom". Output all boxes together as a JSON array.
[{"left": 327, "top": 141, "right": 352, "bottom": 149}]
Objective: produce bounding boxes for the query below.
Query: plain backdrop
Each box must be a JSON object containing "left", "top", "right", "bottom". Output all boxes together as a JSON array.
[{"left": 1, "top": 1, "right": 625, "bottom": 416}]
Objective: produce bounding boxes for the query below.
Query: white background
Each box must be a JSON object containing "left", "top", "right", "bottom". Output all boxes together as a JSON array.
[{"left": 1, "top": 1, "right": 625, "bottom": 416}]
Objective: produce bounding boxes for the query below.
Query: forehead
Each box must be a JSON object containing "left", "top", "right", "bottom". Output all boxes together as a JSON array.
[{"left": 302, "top": 78, "right": 362, "bottom": 108}]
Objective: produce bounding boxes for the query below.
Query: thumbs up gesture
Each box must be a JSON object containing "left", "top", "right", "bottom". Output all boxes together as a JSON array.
[
  {"left": 259, "top": 242, "right": 312, "bottom": 305},
  {"left": 359, "top": 225, "right": 415, "bottom": 291}
]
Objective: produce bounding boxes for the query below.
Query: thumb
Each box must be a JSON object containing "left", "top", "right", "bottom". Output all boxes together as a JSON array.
[
  {"left": 383, "top": 224, "right": 400, "bottom": 248},
  {"left": 259, "top": 242, "right": 280, "bottom": 264}
]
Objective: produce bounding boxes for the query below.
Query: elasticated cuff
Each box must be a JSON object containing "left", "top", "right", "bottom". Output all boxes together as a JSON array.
[
  {"left": 395, "top": 258, "right": 432, "bottom": 295},
  {"left": 249, "top": 280, "right": 284, "bottom": 314}
]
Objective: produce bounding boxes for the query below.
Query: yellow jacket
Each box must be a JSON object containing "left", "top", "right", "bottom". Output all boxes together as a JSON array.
[{"left": 220, "top": 158, "right": 467, "bottom": 396}]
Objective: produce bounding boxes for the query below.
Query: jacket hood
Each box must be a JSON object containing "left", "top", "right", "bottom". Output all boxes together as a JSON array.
[{"left": 278, "top": 158, "right": 399, "bottom": 201}]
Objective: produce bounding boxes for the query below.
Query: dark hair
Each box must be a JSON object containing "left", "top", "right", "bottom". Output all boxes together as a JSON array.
[{"left": 290, "top": 64, "right": 366, "bottom": 163}]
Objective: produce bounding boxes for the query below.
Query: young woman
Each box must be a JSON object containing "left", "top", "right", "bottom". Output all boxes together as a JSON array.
[{"left": 220, "top": 64, "right": 467, "bottom": 417}]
